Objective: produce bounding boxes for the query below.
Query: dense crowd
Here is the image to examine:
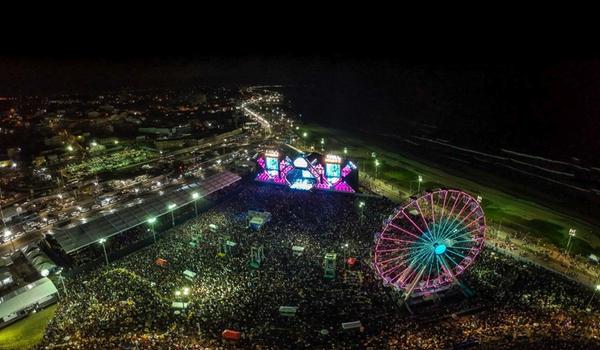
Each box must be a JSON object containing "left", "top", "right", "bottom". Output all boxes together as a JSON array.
[{"left": 39, "top": 183, "right": 600, "bottom": 349}]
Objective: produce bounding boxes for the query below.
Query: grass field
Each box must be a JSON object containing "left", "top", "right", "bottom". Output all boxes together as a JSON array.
[
  {"left": 297, "top": 124, "right": 600, "bottom": 256},
  {"left": 0, "top": 304, "right": 57, "bottom": 350}
]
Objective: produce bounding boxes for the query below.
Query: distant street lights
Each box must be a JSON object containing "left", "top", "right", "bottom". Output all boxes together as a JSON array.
[
  {"left": 98, "top": 238, "right": 109, "bottom": 265},
  {"left": 192, "top": 192, "right": 200, "bottom": 216},
  {"left": 168, "top": 203, "right": 177, "bottom": 227},
  {"left": 566, "top": 228, "right": 576, "bottom": 255},
  {"left": 148, "top": 217, "right": 157, "bottom": 243}
]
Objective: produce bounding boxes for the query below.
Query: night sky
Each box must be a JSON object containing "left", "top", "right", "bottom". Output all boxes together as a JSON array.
[{"left": 1, "top": 56, "right": 600, "bottom": 164}]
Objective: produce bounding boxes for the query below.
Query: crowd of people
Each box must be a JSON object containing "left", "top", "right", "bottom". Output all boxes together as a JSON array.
[{"left": 39, "top": 183, "right": 600, "bottom": 349}]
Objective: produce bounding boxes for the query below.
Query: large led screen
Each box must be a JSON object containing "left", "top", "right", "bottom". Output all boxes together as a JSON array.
[{"left": 325, "top": 163, "right": 341, "bottom": 178}]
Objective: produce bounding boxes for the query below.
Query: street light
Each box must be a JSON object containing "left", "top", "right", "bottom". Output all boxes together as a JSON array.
[
  {"left": 566, "top": 228, "right": 576, "bottom": 255},
  {"left": 98, "top": 238, "right": 109, "bottom": 265},
  {"left": 343, "top": 147, "right": 348, "bottom": 155},
  {"left": 148, "top": 217, "right": 157, "bottom": 243},
  {"left": 359, "top": 201, "right": 365, "bottom": 224},
  {"left": 586, "top": 284, "right": 600, "bottom": 309},
  {"left": 342, "top": 243, "right": 349, "bottom": 265},
  {"left": 417, "top": 175, "right": 423, "bottom": 193},
  {"left": 374, "top": 159, "right": 380, "bottom": 179},
  {"left": 168, "top": 203, "right": 177, "bottom": 227},
  {"left": 302, "top": 132, "right": 308, "bottom": 138},
  {"left": 58, "top": 268, "right": 68, "bottom": 297},
  {"left": 192, "top": 192, "right": 200, "bottom": 216}
]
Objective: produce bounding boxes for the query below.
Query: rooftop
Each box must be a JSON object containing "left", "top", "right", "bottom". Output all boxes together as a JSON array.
[{"left": 53, "top": 171, "right": 241, "bottom": 254}]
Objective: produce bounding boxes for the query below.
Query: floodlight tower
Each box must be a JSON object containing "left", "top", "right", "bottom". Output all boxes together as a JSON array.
[{"left": 98, "top": 238, "right": 109, "bottom": 265}]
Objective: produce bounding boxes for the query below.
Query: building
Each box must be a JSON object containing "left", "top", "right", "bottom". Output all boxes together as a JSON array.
[{"left": 0, "top": 277, "right": 58, "bottom": 329}]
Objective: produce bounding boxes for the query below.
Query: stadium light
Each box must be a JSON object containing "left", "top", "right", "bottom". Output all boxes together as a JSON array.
[
  {"left": 167, "top": 203, "right": 176, "bottom": 227},
  {"left": 566, "top": 228, "right": 576, "bottom": 255},
  {"left": 192, "top": 192, "right": 200, "bottom": 215},
  {"left": 148, "top": 217, "right": 157, "bottom": 243},
  {"left": 358, "top": 202, "right": 365, "bottom": 224},
  {"left": 98, "top": 238, "right": 109, "bottom": 265},
  {"left": 586, "top": 284, "right": 600, "bottom": 308}
]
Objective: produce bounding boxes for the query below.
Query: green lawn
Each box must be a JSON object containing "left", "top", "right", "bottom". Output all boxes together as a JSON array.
[
  {"left": 295, "top": 124, "right": 600, "bottom": 256},
  {"left": 0, "top": 304, "right": 57, "bottom": 350}
]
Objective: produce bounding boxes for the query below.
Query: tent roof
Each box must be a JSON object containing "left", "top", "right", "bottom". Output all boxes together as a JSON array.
[
  {"left": 0, "top": 277, "right": 58, "bottom": 319},
  {"left": 53, "top": 171, "right": 241, "bottom": 254}
]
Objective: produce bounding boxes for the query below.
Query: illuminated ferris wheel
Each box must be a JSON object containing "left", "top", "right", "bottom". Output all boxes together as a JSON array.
[{"left": 374, "top": 189, "right": 486, "bottom": 296}]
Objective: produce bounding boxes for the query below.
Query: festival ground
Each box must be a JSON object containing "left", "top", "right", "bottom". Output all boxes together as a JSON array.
[{"left": 34, "top": 183, "right": 600, "bottom": 349}]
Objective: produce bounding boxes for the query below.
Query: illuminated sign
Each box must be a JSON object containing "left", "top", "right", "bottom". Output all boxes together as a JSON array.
[
  {"left": 302, "top": 170, "right": 313, "bottom": 178},
  {"left": 265, "top": 150, "right": 279, "bottom": 157}
]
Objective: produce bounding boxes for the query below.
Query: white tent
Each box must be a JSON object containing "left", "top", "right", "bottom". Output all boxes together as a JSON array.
[
  {"left": 292, "top": 246, "right": 305, "bottom": 256},
  {"left": 342, "top": 321, "right": 362, "bottom": 330},
  {"left": 183, "top": 270, "right": 197, "bottom": 281},
  {"left": 171, "top": 302, "right": 190, "bottom": 309},
  {"left": 0, "top": 277, "right": 58, "bottom": 325}
]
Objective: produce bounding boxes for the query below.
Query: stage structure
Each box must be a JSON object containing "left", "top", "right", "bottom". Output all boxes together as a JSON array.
[
  {"left": 373, "top": 189, "right": 486, "bottom": 299},
  {"left": 255, "top": 148, "right": 358, "bottom": 193}
]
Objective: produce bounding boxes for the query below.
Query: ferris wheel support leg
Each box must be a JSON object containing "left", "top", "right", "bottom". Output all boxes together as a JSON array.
[{"left": 402, "top": 297, "right": 414, "bottom": 314}]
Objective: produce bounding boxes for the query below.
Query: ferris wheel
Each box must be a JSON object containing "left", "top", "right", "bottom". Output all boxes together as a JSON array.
[{"left": 374, "top": 189, "right": 486, "bottom": 296}]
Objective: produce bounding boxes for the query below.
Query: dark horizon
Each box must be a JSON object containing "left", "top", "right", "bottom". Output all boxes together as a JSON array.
[{"left": 2, "top": 56, "right": 600, "bottom": 164}]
